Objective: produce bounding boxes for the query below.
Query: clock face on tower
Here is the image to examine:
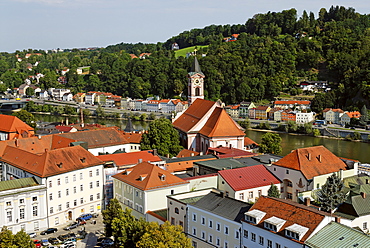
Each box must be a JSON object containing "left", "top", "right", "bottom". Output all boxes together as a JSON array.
[{"left": 194, "top": 79, "right": 200, "bottom": 86}]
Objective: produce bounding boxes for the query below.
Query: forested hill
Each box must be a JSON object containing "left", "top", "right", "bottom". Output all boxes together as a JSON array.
[{"left": 1, "top": 6, "right": 370, "bottom": 112}]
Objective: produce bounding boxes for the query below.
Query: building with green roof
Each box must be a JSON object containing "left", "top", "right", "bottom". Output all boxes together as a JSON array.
[
  {"left": 305, "top": 221, "right": 370, "bottom": 248},
  {"left": 0, "top": 177, "right": 47, "bottom": 234}
]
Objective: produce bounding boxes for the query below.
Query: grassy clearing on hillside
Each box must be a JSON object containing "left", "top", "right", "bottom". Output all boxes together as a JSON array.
[{"left": 175, "top": 45, "right": 208, "bottom": 58}]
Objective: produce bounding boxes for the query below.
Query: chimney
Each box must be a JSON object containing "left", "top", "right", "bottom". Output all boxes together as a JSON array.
[
  {"left": 153, "top": 149, "right": 157, "bottom": 156},
  {"left": 335, "top": 216, "right": 341, "bottom": 223},
  {"left": 138, "top": 159, "right": 143, "bottom": 163},
  {"left": 307, "top": 153, "right": 311, "bottom": 160},
  {"left": 220, "top": 191, "right": 226, "bottom": 198},
  {"left": 361, "top": 192, "right": 366, "bottom": 198},
  {"left": 15, "top": 139, "right": 19, "bottom": 147},
  {"left": 304, "top": 197, "right": 311, "bottom": 207},
  {"left": 191, "top": 153, "right": 194, "bottom": 157},
  {"left": 199, "top": 152, "right": 203, "bottom": 156},
  {"left": 229, "top": 144, "right": 232, "bottom": 149}
]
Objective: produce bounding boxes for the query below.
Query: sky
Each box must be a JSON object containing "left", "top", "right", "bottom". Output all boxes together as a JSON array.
[{"left": 1, "top": 0, "right": 370, "bottom": 53}]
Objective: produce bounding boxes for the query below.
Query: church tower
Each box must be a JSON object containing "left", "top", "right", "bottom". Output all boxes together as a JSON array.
[{"left": 188, "top": 57, "right": 205, "bottom": 105}]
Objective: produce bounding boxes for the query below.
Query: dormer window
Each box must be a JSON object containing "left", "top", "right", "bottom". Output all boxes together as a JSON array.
[
  {"left": 245, "top": 209, "right": 266, "bottom": 224},
  {"left": 264, "top": 216, "right": 286, "bottom": 232},
  {"left": 285, "top": 224, "right": 309, "bottom": 241},
  {"left": 286, "top": 230, "right": 300, "bottom": 240},
  {"left": 159, "top": 173, "right": 166, "bottom": 181}
]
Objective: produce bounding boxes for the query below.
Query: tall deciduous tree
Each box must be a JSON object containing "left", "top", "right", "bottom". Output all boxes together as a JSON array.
[
  {"left": 12, "top": 109, "right": 36, "bottom": 128},
  {"left": 140, "top": 118, "right": 183, "bottom": 157},
  {"left": 0, "top": 227, "right": 33, "bottom": 248},
  {"left": 259, "top": 133, "right": 282, "bottom": 154},
  {"left": 316, "top": 173, "right": 347, "bottom": 213},
  {"left": 267, "top": 183, "right": 281, "bottom": 198},
  {"left": 136, "top": 222, "right": 192, "bottom": 248},
  {"left": 102, "top": 198, "right": 124, "bottom": 237}
]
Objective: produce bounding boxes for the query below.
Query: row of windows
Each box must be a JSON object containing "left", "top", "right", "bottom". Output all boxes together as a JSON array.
[
  {"left": 49, "top": 182, "right": 100, "bottom": 200},
  {"left": 193, "top": 228, "right": 229, "bottom": 247},
  {"left": 49, "top": 194, "right": 100, "bottom": 214},
  {"left": 5, "top": 206, "right": 38, "bottom": 222},
  {"left": 192, "top": 215, "right": 239, "bottom": 239},
  {"left": 48, "top": 170, "right": 100, "bottom": 187},
  {"left": 243, "top": 230, "right": 288, "bottom": 248},
  {"left": 4, "top": 197, "right": 38, "bottom": 208}
]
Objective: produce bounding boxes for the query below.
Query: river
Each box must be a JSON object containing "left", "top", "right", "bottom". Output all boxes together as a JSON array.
[
  {"left": 245, "top": 129, "right": 370, "bottom": 163},
  {"left": 32, "top": 114, "right": 370, "bottom": 163}
]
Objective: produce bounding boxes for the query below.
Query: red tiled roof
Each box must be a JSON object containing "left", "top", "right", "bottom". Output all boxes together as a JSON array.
[
  {"left": 249, "top": 196, "right": 333, "bottom": 242},
  {"left": 323, "top": 108, "right": 343, "bottom": 113},
  {"left": 0, "top": 135, "right": 75, "bottom": 155},
  {"left": 199, "top": 107, "right": 245, "bottom": 137},
  {"left": 219, "top": 165, "right": 280, "bottom": 191},
  {"left": 173, "top": 99, "right": 217, "bottom": 133},
  {"left": 255, "top": 106, "right": 270, "bottom": 111},
  {"left": 55, "top": 126, "right": 74, "bottom": 132},
  {"left": 1, "top": 145, "right": 102, "bottom": 178},
  {"left": 207, "top": 146, "right": 256, "bottom": 158},
  {"left": 244, "top": 137, "right": 258, "bottom": 146},
  {"left": 58, "top": 127, "right": 129, "bottom": 148},
  {"left": 176, "top": 149, "right": 200, "bottom": 158},
  {"left": 345, "top": 111, "right": 361, "bottom": 118},
  {"left": 97, "top": 150, "right": 162, "bottom": 168},
  {"left": 120, "top": 132, "right": 142, "bottom": 144},
  {"left": 274, "top": 100, "right": 311, "bottom": 105},
  {"left": 273, "top": 146, "right": 348, "bottom": 180},
  {"left": 112, "top": 162, "right": 188, "bottom": 190},
  {"left": 0, "top": 114, "right": 34, "bottom": 134},
  {"left": 166, "top": 157, "right": 216, "bottom": 173}
]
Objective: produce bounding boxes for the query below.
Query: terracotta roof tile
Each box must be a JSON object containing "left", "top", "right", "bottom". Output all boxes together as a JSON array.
[
  {"left": 219, "top": 165, "right": 280, "bottom": 191},
  {"left": 199, "top": 107, "right": 245, "bottom": 137},
  {"left": 244, "top": 137, "right": 258, "bottom": 146},
  {"left": 97, "top": 150, "right": 162, "bottom": 168},
  {"left": 120, "top": 132, "right": 142, "bottom": 144},
  {"left": 0, "top": 135, "right": 75, "bottom": 155},
  {"left": 207, "top": 146, "right": 256, "bottom": 158},
  {"left": 58, "top": 127, "right": 128, "bottom": 148},
  {"left": 248, "top": 196, "right": 333, "bottom": 242},
  {"left": 176, "top": 149, "right": 200, "bottom": 158},
  {"left": 1, "top": 145, "right": 102, "bottom": 178},
  {"left": 273, "top": 146, "right": 348, "bottom": 179},
  {"left": 112, "top": 162, "right": 188, "bottom": 190},
  {"left": 0, "top": 114, "right": 34, "bottom": 135},
  {"left": 172, "top": 99, "right": 217, "bottom": 133}
]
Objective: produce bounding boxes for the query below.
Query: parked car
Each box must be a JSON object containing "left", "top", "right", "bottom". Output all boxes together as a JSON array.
[
  {"left": 58, "top": 234, "right": 70, "bottom": 242},
  {"left": 33, "top": 240, "right": 42, "bottom": 248},
  {"left": 64, "top": 240, "right": 76, "bottom": 245},
  {"left": 76, "top": 213, "right": 93, "bottom": 221},
  {"left": 28, "top": 232, "right": 37, "bottom": 238},
  {"left": 63, "top": 222, "right": 79, "bottom": 230},
  {"left": 40, "top": 228, "right": 57, "bottom": 235},
  {"left": 41, "top": 239, "right": 50, "bottom": 246},
  {"left": 92, "top": 213, "right": 99, "bottom": 218},
  {"left": 97, "top": 237, "right": 114, "bottom": 247},
  {"left": 48, "top": 237, "right": 60, "bottom": 245}
]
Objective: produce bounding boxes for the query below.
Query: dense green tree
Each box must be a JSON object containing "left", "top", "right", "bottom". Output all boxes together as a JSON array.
[
  {"left": 259, "top": 132, "right": 282, "bottom": 154},
  {"left": 25, "top": 87, "right": 35, "bottom": 96},
  {"left": 136, "top": 222, "right": 192, "bottom": 248},
  {"left": 0, "top": 226, "right": 15, "bottom": 248},
  {"left": 13, "top": 230, "right": 34, "bottom": 248},
  {"left": 102, "top": 198, "right": 124, "bottom": 237},
  {"left": 140, "top": 118, "right": 183, "bottom": 157},
  {"left": 359, "top": 105, "right": 368, "bottom": 126},
  {"left": 12, "top": 109, "right": 36, "bottom": 128},
  {"left": 267, "top": 182, "right": 281, "bottom": 198},
  {"left": 316, "top": 173, "right": 346, "bottom": 213}
]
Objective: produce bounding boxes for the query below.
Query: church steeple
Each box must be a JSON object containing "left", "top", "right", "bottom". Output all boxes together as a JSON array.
[{"left": 188, "top": 57, "right": 205, "bottom": 105}]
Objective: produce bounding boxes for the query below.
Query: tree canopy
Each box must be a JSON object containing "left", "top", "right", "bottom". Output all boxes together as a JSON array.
[
  {"left": 316, "top": 173, "right": 347, "bottom": 213},
  {"left": 259, "top": 132, "right": 282, "bottom": 154},
  {"left": 12, "top": 109, "right": 36, "bottom": 128},
  {"left": 0, "top": 227, "right": 34, "bottom": 248},
  {"left": 267, "top": 182, "right": 281, "bottom": 198},
  {"left": 140, "top": 118, "right": 183, "bottom": 157},
  {"left": 103, "top": 199, "right": 191, "bottom": 248},
  {"left": 0, "top": 6, "right": 369, "bottom": 109}
]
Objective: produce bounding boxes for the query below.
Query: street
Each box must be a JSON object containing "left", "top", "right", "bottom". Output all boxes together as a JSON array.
[{"left": 34, "top": 214, "right": 106, "bottom": 248}]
